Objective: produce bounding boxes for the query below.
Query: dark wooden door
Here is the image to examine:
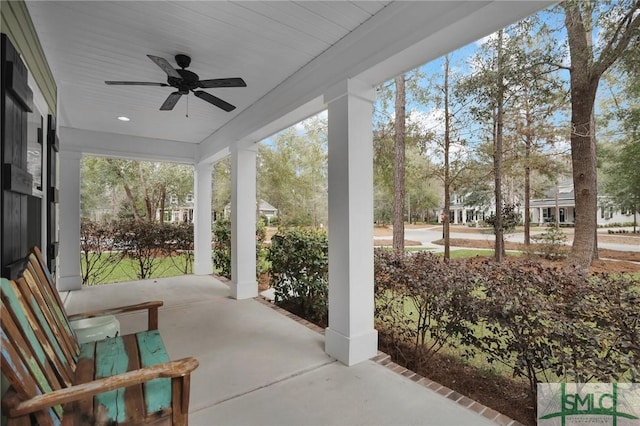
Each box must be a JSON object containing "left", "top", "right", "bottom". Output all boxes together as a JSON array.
[{"left": 1, "top": 34, "right": 34, "bottom": 278}]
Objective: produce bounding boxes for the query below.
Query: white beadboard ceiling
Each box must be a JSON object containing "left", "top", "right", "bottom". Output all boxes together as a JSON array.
[
  {"left": 26, "top": 1, "right": 389, "bottom": 145},
  {"left": 25, "top": 1, "right": 552, "bottom": 161}
]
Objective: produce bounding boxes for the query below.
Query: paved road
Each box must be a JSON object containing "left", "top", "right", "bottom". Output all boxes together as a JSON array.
[{"left": 376, "top": 226, "right": 640, "bottom": 253}]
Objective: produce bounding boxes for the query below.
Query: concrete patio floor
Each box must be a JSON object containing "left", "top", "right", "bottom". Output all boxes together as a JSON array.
[{"left": 63, "top": 275, "right": 503, "bottom": 426}]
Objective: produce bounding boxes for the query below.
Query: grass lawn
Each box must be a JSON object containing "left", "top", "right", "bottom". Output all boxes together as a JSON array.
[
  {"left": 437, "top": 249, "right": 523, "bottom": 259},
  {"left": 378, "top": 246, "right": 435, "bottom": 252},
  {"left": 444, "top": 249, "right": 494, "bottom": 258},
  {"left": 81, "top": 253, "right": 192, "bottom": 285},
  {"left": 405, "top": 246, "right": 435, "bottom": 252}
]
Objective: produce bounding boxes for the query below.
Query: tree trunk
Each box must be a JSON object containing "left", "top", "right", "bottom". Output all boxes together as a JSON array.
[
  {"left": 567, "top": 91, "right": 598, "bottom": 270},
  {"left": 494, "top": 30, "right": 505, "bottom": 262},
  {"left": 524, "top": 96, "right": 532, "bottom": 246},
  {"left": 123, "top": 184, "right": 143, "bottom": 222},
  {"left": 159, "top": 187, "right": 166, "bottom": 224},
  {"left": 139, "top": 163, "right": 154, "bottom": 221},
  {"left": 392, "top": 75, "right": 406, "bottom": 254},
  {"left": 564, "top": 4, "right": 599, "bottom": 271},
  {"left": 555, "top": 184, "right": 560, "bottom": 228},
  {"left": 443, "top": 56, "right": 451, "bottom": 261},
  {"left": 561, "top": 0, "right": 640, "bottom": 269}
]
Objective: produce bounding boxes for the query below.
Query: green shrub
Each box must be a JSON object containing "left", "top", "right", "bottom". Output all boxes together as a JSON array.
[
  {"left": 164, "top": 222, "right": 194, "bottom": 274},
  {"left": 81, "top": 219, "right": 194, "bottom": 283},
  {"left": 212, "top": 218, "right": 232, "bottom": 277},
  {"left": 373, "top": 253, "right": 640, "bottom": 397},
  {"left": 469, "top": 259, "right": 565, "bottom": 395},
  {"left": 528, "top": 225, "right": 568, "bottom": 260},
  {"left": 113, "top": 220, "right": 171, "bottom": 279},
  {"left": 548, "top": 273, "right": 640, "bottom": 383},
  {"left": 374, "top": 249, "right": 478, "bottom": 370},
  {"left": 268, "top": 228, "right": 328, "bottom": 325},
  {"left": 80, "top": 218, "right": 122, "bottom": 285},
  {"left": 212, "top": 217, "right": 267, "bottom": 279},
  {"left": 485, "top": 204, "right": 522, "bottom": 234}
]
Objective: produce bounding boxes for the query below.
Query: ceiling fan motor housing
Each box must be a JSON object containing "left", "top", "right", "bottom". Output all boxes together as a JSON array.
[
  {"left": 175, "top": 54, "right": 191, "bottom": 69},
  {"left": 169, "top": 68, "right": 200, "bottom": 92}
]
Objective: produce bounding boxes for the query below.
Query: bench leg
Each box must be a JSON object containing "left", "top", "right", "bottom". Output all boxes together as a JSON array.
[
  {"left": 171, "top": 374, "right": 192, "bottom": 426},
  {"left": 149, "top": 307, "right": 159, "bottom": 330}
]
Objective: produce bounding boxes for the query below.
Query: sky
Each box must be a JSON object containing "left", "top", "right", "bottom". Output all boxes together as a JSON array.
[{"left": 263, "top": 2, "right": 627, "bottom": 157}]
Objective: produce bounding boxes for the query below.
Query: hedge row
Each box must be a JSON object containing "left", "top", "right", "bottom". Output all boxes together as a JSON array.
[
  {"left": 82, "top": 219, "right": 639, "bottom": 400},
  {"left": 80, "top": 218, "right": 194, "bottom": 284},
  {"left": 265, "top": 229, "right": 639, "bottom": 398},
  {"left": 374, "top": 250, "right": 640, "bottom": 395}
]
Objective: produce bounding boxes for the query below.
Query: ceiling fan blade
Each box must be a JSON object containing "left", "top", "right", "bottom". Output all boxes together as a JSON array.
[
  {"left": 197, "top": 78, "right": 247, "bottom": 89},
  {"left": 147, "top": 55, "right": 182, "bottom": 79},
  {"left": 193, "top": 91, "right": 236, "bottom": 112},
  {"left": 105, "top": 81, "right": 168, "bottom": 86},
  {"left": 160, "top": 92, "right": 183, "bottom": 111}
]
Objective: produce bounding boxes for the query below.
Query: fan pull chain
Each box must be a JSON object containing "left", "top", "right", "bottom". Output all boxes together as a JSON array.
[{"left": 186, "top": 94, "right": 189, "bottom": 118}]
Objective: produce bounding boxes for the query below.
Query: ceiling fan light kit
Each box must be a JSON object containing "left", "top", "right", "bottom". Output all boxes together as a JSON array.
[{"left": 105, "top": 54, "right": 246, "bottom": 112}]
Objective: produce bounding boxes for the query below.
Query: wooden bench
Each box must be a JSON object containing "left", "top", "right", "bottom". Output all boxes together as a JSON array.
[{"left": 1, "top": 247, "right": 199, "bottom": 425}]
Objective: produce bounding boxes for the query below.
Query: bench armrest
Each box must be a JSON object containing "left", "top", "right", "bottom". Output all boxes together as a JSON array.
[
  {"left": 4, "top": 357, "right": 198, "bottom": 418},
  {"left": 68, "top": 300, "right": 164, "bottom": 330}
]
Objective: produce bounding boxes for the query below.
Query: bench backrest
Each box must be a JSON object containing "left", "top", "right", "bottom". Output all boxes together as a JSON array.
[
  {"left": 1, "top": 248, "right": 81, "bottom": 425},
  {"left": 28, "top": 247, "right": 80, "bottom": 358},
  {"left": 1, "top": 278, "right": 66, "bottom": 425}
]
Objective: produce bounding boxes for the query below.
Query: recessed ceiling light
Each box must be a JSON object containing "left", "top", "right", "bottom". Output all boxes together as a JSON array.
[{"left": 117, "top": 116, "right": 130, "bottom": 122}]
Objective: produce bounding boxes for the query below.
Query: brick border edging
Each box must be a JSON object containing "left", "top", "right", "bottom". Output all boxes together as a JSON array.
[
  {"left": 255, "top": 296, "right": 525, "bottom": 426},
  {"left": 255, "top": 295, "right": 325, "bottom": 335}
]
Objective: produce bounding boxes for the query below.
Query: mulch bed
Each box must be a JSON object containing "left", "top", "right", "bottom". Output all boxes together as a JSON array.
[
  {"left": 379, "top": 339, "right": 537, "bottom": 425},
  {"left": 435, "top": 238, "right": 640, "bottom": 273}
]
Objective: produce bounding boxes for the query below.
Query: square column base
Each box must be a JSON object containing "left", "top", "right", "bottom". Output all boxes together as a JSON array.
[
  {"left": 325, "top": 327, "right": 378, "bottom": 366},
  {"left": 58, "top": 275, "right": 82, "bottom": 291},
  {"left": 193, "top": 261, "right": 213, "bottom": 276},
  {"left": 231, "top": 280, "right": 258, "bottom": 300}
]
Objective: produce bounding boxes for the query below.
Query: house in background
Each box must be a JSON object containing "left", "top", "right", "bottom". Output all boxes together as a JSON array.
[
  {"left": 439, "top": 179, "right": 634, "bottom": 228},
  {"left": 258, "top": 200, "right": 278, "bottom": 225},
  {"left": 158, "top": 193, "right": 195, "bottom": 223},
  {"left": 223, "top": 200, "right": 278, "bottom": 224},
  {"left": 529, "top": 180, "right": 634, "bottom": 226},
  {"left": 164, "top": 197, "right": 278, "bottom": 224},
  {"left": 529, "top": 180, "right": 575, "bottom": 226},
  {"left": 439, "top": 193, "right": 488, "bottom": 225}
]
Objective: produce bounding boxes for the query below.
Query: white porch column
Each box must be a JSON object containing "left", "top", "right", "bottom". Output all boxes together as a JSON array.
[
  {"left": 461, "top": 208, "right": 467, "bottom": 224},
  {"left": 539, "top": 207, "right": 543, "bottom": 225},
  {"left": 324, "top": 79, "right": 378, "bottom": 366},
  {"left": 230, "top": 145, "right": 258, "bottom": 299},
  {"left": 58, "top": 151, "right": 82, "bottom": 291},
  {"left": 193, "top": 162, "right": 213, "bottom": 275},
  {"left": 453, "top": 209, "right": 459, "bottom": 224}
]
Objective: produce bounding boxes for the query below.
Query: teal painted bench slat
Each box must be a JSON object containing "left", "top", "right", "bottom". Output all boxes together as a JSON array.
[
  {"left": 137, "top": 330, "right": 172, "bottom": 413},
  {"left": 94, "top": 336, "right": 130, "bottom": 423}
]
